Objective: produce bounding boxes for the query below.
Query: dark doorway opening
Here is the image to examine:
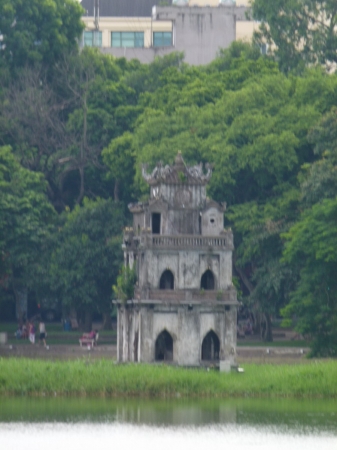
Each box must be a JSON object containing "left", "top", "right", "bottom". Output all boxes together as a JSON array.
[
  {"left": 152, "top": 212, "right": 161, "bottom": 234},
  {"left": 133, "top": 330, "right": 138, "bottom": 362},
  {"left": 155, "top": 330, "right": 173, "bottom": 361},
  {"left": 200, "top": 269, "right": 215, "bottom": 290},
  {"left": 159, "top": 270, "right": 174, "bottom": 290},
  {"left": 201, "top": 330, "right": 220, "bottom": 361}
]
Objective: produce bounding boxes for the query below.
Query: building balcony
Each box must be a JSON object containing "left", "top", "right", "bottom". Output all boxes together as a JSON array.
[{"left": 123, "top": 230, "right": 234, "bottom": 251}]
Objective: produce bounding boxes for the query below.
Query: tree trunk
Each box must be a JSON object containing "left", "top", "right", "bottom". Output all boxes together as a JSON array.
[
  {"left": 264, "top": 314, "right": 273, "bottom": 342},
  {"left": 84, "top": 309, "right": 93, "bottom": 332},
  {"left": 12, "top": 284, "right": 27, "bottom": 323},
  {"left": 76, "top": 165, "right": 85, "bottom": 204},
  {"left": 233, "top": 259, "right": 254, "bottom": 294},
  {"left": 114, "top": 179, "right": 119, "bottom": 202},
  {"left": 102, "top": 312, "right": 112, "bottom": 330}
]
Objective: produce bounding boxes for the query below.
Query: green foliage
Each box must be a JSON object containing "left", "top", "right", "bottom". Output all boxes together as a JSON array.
[
  {"left": 0, "top": 145, "right": 56, "bottom": 289},
  {"left": 282, "top": 198, "right": 337, "bottom": 356},
  {"left": 49, "top": 198, "right": 125, "bottom": 317},
  {"left": 113, "top": 264, "right": 137, "bottom": 303},
  {"left": 0, "top": 0, "right": 84, "bottom": 72},
  {"left": 281, "top": 108, "right": 337, "bottom": 356},
  {"left": 102, "top": 132, "right": 136, "bottom": 203},
  {"left": 252, "top": 0, "right": 337, "bottom": 72},
  {"left": 1, "top": 32, "right": 337, "bottom": 348}
]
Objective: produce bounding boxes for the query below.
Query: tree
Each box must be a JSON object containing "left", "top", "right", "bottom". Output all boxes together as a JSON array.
[
  {"left": 252, "top": 0, "right": 337, "bottom": 72},
  {"left": 0, "top": 145, "right": 56, "bottom": 319},
  {"left": 102, "top": 132, "right": 136, "bottom": 202},
  {"left": 0, "top": 0, "right": 84, "bottom": 72},
  {"left": 282, "top": 198, "right": 337, "bottom": 356},
  {"left": 0, "top": 49, "right": 140, "bottom": 210},
  {"left": 112, "top": 46, "right": 337, "bottom": 341},
  {"left": 51, "top": 49, "right": 139, "bottom": 207},
  {"left": 227, "top": 188, "right": 300, "bottom": 341},
  {"left": 49, "top": 198, "right": 125, "bottom": 330},
  {"left": 0, "top": 66, "right": 72, "bottom": 210},
  {"left": 281, "top": 108, "right": 337, "bottom": 356}
]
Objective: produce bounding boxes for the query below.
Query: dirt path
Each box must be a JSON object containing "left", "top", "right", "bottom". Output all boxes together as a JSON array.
[
  {"left": 0, "top": 342, "right": 310, "bottom": 364},
  {"left": 0, "top": 343, "right": 117, "bottom": 360}
]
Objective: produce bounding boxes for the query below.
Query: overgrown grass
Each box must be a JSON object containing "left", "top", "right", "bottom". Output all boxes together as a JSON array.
[{"left": 0, "top": 358, "right": 336, "bottom": 398}]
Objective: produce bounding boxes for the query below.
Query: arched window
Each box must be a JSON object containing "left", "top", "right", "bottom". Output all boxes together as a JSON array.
[
  {"left": 201, "top": 330, "right": 220, "bottom": 361},
  {"left": 200, "top": 269, "right": 215, "bottom": 290},
  {"left": 159, "top": 270, "right": 174, "bottom": 290},
  {"left": 155, "top": 330, "right": 173, "bottom": 361},
  {"left": 152, "top": 212, "right": 161, "bottom": 234}
]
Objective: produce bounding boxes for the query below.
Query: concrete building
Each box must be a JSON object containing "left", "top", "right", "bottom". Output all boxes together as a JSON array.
[
  {"left": 116, "top": 153, "right": 238, "bottom": 366},
  {"left": 80, "top": 0, "right": 257, "bottom": 65}
]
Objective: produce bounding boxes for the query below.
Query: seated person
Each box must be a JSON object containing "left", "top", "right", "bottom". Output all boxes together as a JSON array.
[
  {"left": 21, "top": 323, "right": 28, "bottom": 339},
  {"left": 15, "top": 325, "right": 22, "bottom": 339},
  {"left": 81, "top": 330, "right": 96, "bottom": 340}
]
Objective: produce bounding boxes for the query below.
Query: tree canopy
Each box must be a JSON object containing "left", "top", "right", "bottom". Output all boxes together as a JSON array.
[
  {"left": 1, "top": 7, "right": 337, "bottom": 351},
  {"left": 0, "top": 0, "right": 84, "bottom": 72},
  {"left": 49, "top": 198, "right": 125, "bottom": 330},
  {"left": 252, "top": 0, "right": 337, "bottom": 72},
  {"left": 0, "top": 145, "right": 56, "bottom": 317}
]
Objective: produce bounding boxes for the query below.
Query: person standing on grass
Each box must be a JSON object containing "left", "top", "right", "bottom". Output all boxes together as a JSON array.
[
  {"left": 39, "top": 320, "right": 47, "bottom": 347},
  {"left": 29, "top": 322, "right": 35, "bottom": 344}
]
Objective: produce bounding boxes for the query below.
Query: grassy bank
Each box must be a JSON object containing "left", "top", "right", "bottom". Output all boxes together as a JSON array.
[{"left": 0, "top": 358, "right": 336, "bottom": 398}]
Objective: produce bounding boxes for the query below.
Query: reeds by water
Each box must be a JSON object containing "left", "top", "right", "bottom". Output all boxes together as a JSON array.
[{"left": 0, "top": 358, "right": 336, "bottom": 398}]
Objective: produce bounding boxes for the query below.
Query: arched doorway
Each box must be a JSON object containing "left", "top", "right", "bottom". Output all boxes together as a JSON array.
[
  {"left": 155, "top": 330, "right": 173, "bottom": 361},
  {"left": 200, "top": 269, "right": 215, "bottom": 290},
  {"left": 159, "top": 270, "right": 174, "bottom": 289},
  {"left": 201, "top": 330, "right": 220, "bottom": 361}
]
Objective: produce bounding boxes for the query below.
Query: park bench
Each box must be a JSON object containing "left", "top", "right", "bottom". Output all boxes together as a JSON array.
[{"left": 79, "top": 332, "right": 99, "bottom": 348}]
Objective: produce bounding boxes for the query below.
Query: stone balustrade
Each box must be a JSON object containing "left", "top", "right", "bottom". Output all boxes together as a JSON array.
[
  {"left": 151, "top": 235, "right": 227, "bottom": 248},
  {"left": 123, "top": 231, "right": 233, "bottom": 250},
  {"left": 134, "top": 288, "right": 236, "bottom": 303}
]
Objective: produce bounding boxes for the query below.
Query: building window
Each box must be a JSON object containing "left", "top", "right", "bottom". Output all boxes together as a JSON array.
[
  {"left": 259, "top": 43, "right": 268, "bottom": 55},
  {"left": 111, "top": 32, "right": 144, "bottom": 48},
  {"left": 152, "top": 213, "right": 161, "bottom": 234},
  {"left": 160, "top": 270, "right": 174, "bottom": 290},
  {"left": 155, "top": 330, "right": 173, "bottom": 361},
  {"left": 201, "top": 269, "right": 215, "bottom": 290},
  {"left": 153, "top": 32, "right": 172, "bottom": 47},
  {"left": 201, "top": 330, "right": 220, "bottom": 361},
  {"left": 83, "top": 31, "right": 102, "bottom": 47}
]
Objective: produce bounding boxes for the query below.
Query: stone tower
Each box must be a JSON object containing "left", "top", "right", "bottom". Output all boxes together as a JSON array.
[{"left": 116, "top": 153, "right": 237, "bottom": 366}]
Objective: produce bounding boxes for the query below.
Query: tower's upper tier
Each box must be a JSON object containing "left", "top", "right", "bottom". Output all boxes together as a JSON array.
[
  {"left": 142, "top": 152, "right": 212, "bottom": 186},
  {"left": 129, "top": 153, "right": 226, "bottom": 235},
  {"left": 140, "top": 152, "right": 214, "bottom": 210}
]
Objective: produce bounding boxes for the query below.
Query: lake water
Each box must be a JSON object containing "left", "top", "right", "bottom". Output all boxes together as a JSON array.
[{"left": 0, "top": 397, "right": 336, "bottom": 450}]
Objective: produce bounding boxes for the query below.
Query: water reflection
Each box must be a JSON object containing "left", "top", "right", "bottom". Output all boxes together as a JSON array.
[
  {"left": 0, "top": 397, "right": 336, "bottom": 432},
  {"left": 0, "top": 422, "right": 336, "bottom": 450}
]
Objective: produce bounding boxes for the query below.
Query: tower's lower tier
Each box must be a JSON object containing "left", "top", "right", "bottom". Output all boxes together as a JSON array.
[{"left": 116, "top": 301, "right": 237, "bottom": 366}]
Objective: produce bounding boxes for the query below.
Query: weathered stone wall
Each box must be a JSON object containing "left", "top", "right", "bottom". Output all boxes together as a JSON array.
[
  {"left": 140, "top": 248, "right": 233, "bottom": 290},
  {"left": 117, "top": 304, "right": 237, "bottom": 365}
]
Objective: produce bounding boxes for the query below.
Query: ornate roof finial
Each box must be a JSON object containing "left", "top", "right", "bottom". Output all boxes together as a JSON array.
[
  {"left": 142, "top": 152, "right": 212, "bottom": 185},
  {"left": 174, "top": 151, "right": 185, "bottom": 172}
]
